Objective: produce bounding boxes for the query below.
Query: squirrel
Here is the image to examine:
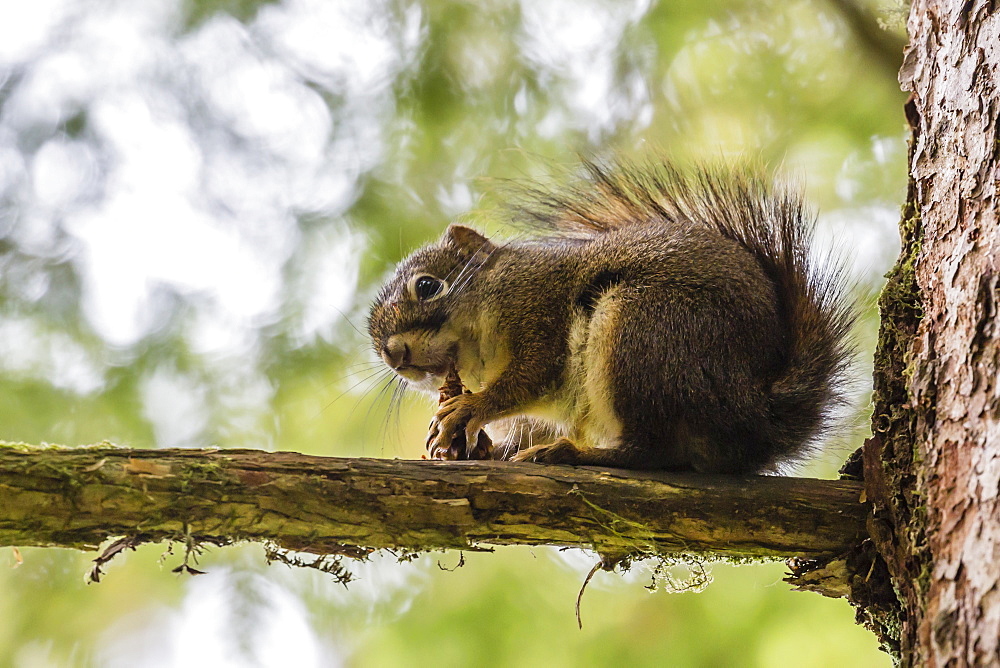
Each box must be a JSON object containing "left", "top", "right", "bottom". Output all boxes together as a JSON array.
[{"left": 367, "top": 159, "right": 854, "bottom": 473}]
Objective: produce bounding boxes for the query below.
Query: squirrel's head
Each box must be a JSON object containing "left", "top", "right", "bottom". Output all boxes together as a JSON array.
[{"left": 368, "top": 224, "right": 497, "bottom": 391}]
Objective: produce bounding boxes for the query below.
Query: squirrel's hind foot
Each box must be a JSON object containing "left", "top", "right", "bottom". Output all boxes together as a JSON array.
[{"left": 510, "top": 438, "right": 583, "bottom": 465}]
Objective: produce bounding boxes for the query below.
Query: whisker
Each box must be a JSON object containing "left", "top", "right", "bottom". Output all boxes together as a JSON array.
[
  {"left": 380, "top": 376, "right": 411, "bottom": 455},
  {"left": 363, "top": 372, "right": 402, "bottom": 450},
  {"left": 312, "top": 345, "right": 384, "bottom": 391},
  {"left": 349, "top": 370, "right": 398, "bottom": 458},
  {"left": 330, "top": 359, "right": 385, "bottom": 383},
  {"left": 331, "top": 303, "right": 367, "bottom": 339},
  {"left": 450, "top": 235, "right": 523, "bottom": 297},
  {"left": 445, "top": 236, "right": 500, "bottom": 295},
  {"left": 449, "top": 259, "right": 483, "bottom": 297},
  {"left": 443, "top": 244, "right": 482, "bottom": 287},
  {"left": 343, "top": 360, "right": 385, "bottom": 375},
  {"left": 449, "top": 243, "right": 496, "bottom": 296},
  {"left": 314, "top": 365, "right": 392, "bottom": 419},
  {"left": 451, "top": 261, "right": 486, "bottom": 298}
]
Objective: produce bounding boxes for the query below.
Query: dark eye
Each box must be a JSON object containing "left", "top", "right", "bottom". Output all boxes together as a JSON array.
[{"left": 413, "top": 275, "right": 445, "bottom": 301}]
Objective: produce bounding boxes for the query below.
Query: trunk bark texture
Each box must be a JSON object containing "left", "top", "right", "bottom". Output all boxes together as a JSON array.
[{"left": 867, "top": 1, "right": 1000, "bottom": 664}]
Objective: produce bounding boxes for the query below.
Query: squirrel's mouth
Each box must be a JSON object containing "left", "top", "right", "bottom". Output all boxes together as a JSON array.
[
  {"left": 392, "top": 351, "right": 455, "bottom": 382},
  {"left": 396, "top": 363, "right": 447, "bottom": 380},
  {"left": 380, "top": 336, "right": 458, "bottom": 387},
  {"left": 391, "top": 364, "right": 450, "bottom": 395}
]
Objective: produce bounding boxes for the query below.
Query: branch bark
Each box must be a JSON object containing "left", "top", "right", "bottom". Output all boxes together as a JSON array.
[{"left": 0, "top": 445, "right": 865, "bottom": 562}]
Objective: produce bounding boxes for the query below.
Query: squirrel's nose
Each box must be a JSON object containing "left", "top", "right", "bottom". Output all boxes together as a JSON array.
[{"left": 382, "top": 336, "right": 411, "bottom": 369}]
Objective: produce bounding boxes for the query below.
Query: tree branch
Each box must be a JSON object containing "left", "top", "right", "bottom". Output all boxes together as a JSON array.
[
  {"left": 824, "top": 0, "right": 907, "bottom": 79},
  {"left": 0, "top": 444, "right": 866, "bottom": 562}
]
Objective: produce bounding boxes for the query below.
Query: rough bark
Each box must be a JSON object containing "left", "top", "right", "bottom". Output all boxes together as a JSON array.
[
  {"left": 0, "top": 444, "right": 866, "bottom": 564},
  {"left": 866, "top": 1, "right": 1000, "bottom": 664}
]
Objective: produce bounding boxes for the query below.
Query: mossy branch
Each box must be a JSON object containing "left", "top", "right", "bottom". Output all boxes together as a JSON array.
[{"left": 0, "top": 444, "right": 866, "bottom": 563}]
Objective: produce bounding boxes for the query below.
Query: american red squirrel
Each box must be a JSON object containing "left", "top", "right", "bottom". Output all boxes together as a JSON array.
[{"left": 367, "top": 159, "right": 853, "bottom": 473}]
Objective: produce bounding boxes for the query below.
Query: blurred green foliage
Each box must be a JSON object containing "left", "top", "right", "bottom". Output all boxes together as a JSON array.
[
  {"left": 0, "top": 0, "right": 905, "bottom": 664},
  {"left": 181, "top": 0, "right": 281, "bottom": 29}
]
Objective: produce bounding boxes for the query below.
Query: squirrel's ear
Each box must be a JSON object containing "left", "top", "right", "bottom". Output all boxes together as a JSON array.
[{"left": 444, "top": 224, "right": 496, "bottom": 254}]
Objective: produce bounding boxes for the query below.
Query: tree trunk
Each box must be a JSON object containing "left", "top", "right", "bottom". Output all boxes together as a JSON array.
[{"left": 866, "top": 1, "right": 1000, "bottom": 664}]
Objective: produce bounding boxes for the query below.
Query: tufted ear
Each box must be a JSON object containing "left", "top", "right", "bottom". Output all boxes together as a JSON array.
[{"left": 443, "top": 224, "right": 497, "bottom": 255}]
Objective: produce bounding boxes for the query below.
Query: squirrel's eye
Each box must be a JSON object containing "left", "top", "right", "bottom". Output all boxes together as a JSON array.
[{"left": 413, "top": 275, "right": 446, "bottom": 301}]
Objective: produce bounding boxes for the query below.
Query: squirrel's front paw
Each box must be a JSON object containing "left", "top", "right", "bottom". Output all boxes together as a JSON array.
[
  {"left": 510, "top": 438, "right": 582, "bottom": 465},
  {"left": 427, "top": 394, "right": 486, "bottom": 460}
]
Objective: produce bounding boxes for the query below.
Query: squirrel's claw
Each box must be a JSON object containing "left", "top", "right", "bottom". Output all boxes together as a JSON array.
[{"left": 427, "top": 394, "right": 485, "bottom": 460}]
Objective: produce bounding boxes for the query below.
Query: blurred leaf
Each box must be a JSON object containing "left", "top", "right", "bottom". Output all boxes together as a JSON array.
[{"left": 181, "top": 0, "right": 281, "bottom": 29}]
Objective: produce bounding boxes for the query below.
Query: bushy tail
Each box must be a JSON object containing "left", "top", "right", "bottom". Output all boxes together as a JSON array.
[
  {"left": 693, "top": 168, "right": 856, "bottom": 468},
  {"left": 507, "top": 158, "right": 856, "bottom": 466}
]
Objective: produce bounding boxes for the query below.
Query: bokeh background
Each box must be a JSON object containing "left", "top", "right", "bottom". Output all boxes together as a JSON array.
[{"left": 1, "top": 0, "right": 907, "bottom": 665}]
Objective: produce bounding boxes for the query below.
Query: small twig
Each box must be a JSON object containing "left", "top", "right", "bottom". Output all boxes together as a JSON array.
[
  {"left": 88, "top": 536, "right": 142, "bottom": 584},
  {"left": 437, "top": 551, "right": 466, "bottom": 571},
  {"left": 576, "top": 560, "right": 603, "bottom": 629}
]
